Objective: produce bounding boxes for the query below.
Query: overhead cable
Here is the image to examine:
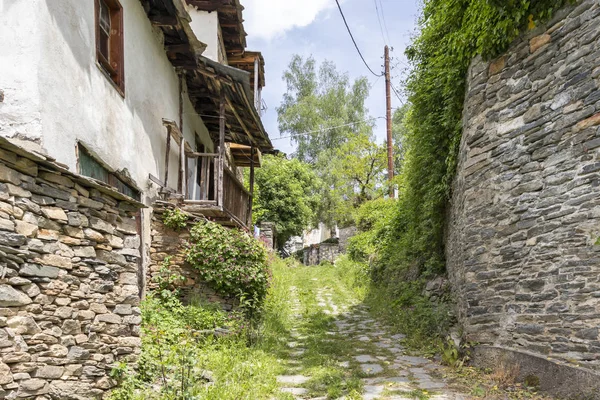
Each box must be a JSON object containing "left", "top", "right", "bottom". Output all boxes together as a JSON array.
[{"left": 334, "top": 0, "right": 384, "bottom": 77}]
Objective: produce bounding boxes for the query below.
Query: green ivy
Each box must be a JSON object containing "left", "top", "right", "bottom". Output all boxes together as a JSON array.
[
  {"left": 185, "top": 220, "right": 270, "bottom": 315},
  {"left": 163, "top": 208, "right": 188, "bottom": 230},
  {"left": 381, "top": 0, "right": 573, "bottom": 279}
]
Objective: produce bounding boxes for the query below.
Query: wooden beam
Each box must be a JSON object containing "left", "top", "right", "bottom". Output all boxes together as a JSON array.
[
  {"left": 225, "top": 95, "right": 255, "bottom": 144},
  {"left": 217, "top": 89, "right": 226, "bottom": 208},
  {"left": 248, "top": 145, "right": 255, "bottom": 227},
  {"left": 149, "top": 14, "right": 178, "bottom": 26},
  {"left": 164, "top": 129, "right": 171, "bottom": 189},
  {"left": 165, "top": 43, "right": 193, "bottom": 53}
]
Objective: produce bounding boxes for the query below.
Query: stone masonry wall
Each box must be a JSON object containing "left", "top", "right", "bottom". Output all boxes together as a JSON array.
[
  {"left": 303, "top": 243, "right": 340, "bottom": 266},
  {"left": 0, "top": 138, "right": 143, "bottom": 399},
  {"left": 447, "top": 0, "right": 600, "bottom": 372},
  {"left": 149, "top": 205, "right": 238, "bottom": 311}
]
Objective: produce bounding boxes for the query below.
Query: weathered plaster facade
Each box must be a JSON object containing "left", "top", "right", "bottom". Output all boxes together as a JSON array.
[
  {"left": 0, "top": 0, "right": 213, "bottom": 194},
  {"left": 447, "top": 0, "right": 600, "bottom": 396}
]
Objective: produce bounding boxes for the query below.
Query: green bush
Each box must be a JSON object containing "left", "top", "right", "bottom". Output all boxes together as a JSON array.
[
  {"left": 162, "top": 208, "right": 188, "bottom": 230},
  {"left": 347, "top": 198, "right": 397, "bottom": 262},
  {"left": 185, "top": 220, "right": 270, "bottom": 314},
  {"left": 381, "top": 0, "right": 572, "bottom": 280}
]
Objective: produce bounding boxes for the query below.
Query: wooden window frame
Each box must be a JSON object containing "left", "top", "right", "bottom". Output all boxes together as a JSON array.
[
  {"left": 95, "top": 0, "right": 125, "bottom": 96},
  {"left": 77, "top": 143, "right": 140, "bottom": 200}
]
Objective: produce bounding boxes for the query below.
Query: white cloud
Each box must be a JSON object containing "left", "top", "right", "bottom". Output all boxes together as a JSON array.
[{"left": 241, "top": 0, "right": 335, "bottom": 40}]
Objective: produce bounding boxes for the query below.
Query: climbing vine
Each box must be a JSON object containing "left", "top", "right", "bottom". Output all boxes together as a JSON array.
[
  {"left": 379, "top": 0, "right": 573, "bottom": 279},
  {"left": 185, "top": 220, "right": 270, "bottom": 314},
  {"left": 163, "top": 208, "right": 188, "bottom": 230}
]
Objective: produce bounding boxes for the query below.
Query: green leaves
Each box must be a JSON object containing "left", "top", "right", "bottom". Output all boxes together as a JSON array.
[
  {"left": 185, "top": 220, "right": 270, "bottom": 314},
  {"left": 253, "top": 154, "right": 321, "bottom": 246},
  {"left": 163, "top": 208, "right": 188, "bottom": 230},
  {"left": 377, "top": 0, "right": 569, "bottom": 280}
]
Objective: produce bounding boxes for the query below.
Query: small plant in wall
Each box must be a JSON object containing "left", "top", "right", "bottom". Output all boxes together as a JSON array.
[
  {"left": 163, "top": 207, "right": 188, "bottom": 230},
  {"left": 185, "top": 219, "right": 270, "bottom": 315}
]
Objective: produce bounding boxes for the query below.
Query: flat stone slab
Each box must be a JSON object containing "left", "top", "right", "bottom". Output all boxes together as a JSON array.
[
  {"left": 360, "top": 363, "right": 383, "bottom": 374},
  {"left": 417, "top": 380, "right": 447, "bottom": 390},
  {"left": 358, "top": 336, "right": 371, "bottom": 342},
  {"left": 395, "top": 355, "right": 430, "bottom": 365},
  {"left": 277, "top": 375, "right": 310, "bottom": 385},
  {"left": 354, "top": 354, "right": 377, "bottom": 363},
  {"left": 281, "top": 387, "right": 309, "bottom": 395},
  {"left": 363, "top": 385, "right": 384, "bottom": 400}
]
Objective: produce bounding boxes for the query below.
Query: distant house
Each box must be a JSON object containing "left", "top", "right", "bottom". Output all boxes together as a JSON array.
[{"left": 0, "top": 0, "right": 272, "bottom": 231}]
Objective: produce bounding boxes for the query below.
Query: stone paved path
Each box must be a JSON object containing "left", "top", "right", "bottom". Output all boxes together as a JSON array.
[{"left": 275, "top": 285, "right": 469, "bottom": 399}]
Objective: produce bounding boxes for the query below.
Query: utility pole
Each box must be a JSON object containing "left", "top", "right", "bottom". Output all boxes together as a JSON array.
[{"left": 384, "top": 45, "right": 394, "bottom": 198}]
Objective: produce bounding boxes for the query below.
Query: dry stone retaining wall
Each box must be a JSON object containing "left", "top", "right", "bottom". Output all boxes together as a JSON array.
[
  {"left": 0, "top": 138, "right": 143, "bottom": 399},
  {"left": 148, "top": 205, "right": 238, "bottom": 310},
  {"left": 447, "top": 0, "right": 600, "bottom": 376},
  {"left": 303, "top": 243, "right": 340, "bottom": 266}
]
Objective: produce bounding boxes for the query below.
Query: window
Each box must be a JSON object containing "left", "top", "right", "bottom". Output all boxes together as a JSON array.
[
  {"left": 95, "top": 0, "right": 124, "bottom": 94},
  {"left": 78, "top": 144, "right": 140, "bottom": 200}
]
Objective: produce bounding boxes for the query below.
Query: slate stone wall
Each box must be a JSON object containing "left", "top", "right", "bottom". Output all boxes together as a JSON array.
[
  {"left": 0, "top": 138, "right": 143, "bottom": 398},
  {"left": 303, "top": 243, "right": 340, "bottom": 266},
  {"left": 148, "top": 205, "right": 238, "bottom": 310},
  {"left": 447, "top": 0, "right": 600, "bottom": 372},
  {"left": 259, "top": 222, "right": 277, "bottom": 251},
  {"left": 338, "top": 226, "right": 357, "bottom": 253}
]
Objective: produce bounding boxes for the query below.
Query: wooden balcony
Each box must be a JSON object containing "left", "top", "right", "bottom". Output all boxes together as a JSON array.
[
  {"left": 155, "top": 120, "right": 255, "bottom": 231},
  {"left": 183, "top": 154, "right": 252, "bottom": 230}
]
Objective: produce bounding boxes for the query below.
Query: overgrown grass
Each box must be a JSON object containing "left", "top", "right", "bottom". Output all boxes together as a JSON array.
[
  {"left": 335, "top": 256, "right": 451, "bottom": 356},
  {"left": 109, "top": 258, "right": 295, "bottom": 400}
]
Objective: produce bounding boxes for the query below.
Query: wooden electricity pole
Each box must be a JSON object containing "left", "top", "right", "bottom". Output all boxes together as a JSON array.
[{"left": 384, "top": 45, "right": 394, "bottom": 198}]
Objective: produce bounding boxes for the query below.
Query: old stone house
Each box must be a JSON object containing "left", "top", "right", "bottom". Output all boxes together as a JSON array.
[{"left": 0, "top": 0, "right": 272, "bottom": 397}]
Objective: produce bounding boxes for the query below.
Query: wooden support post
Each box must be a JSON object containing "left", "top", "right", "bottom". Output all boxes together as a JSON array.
[
  {"left": 177, "top": 73, "right": 185, "bottom": 195},
  {"left": 179, "top": 138, "right": 186, "bottom": 196},
  {"left": 248, "top": 145, "right": 255, "bottom": 227},
  {"left": 254, "top": 56, "right": 260, "bottom": 113},
  {"left": 217, "top": 89, "right": 226, "bottom": 207},
  {"left": 164, "top": 129, "right": 171, "bottom": 189},
  {"left": 385, "top": 45, "right": 394, "bottom": 198}
]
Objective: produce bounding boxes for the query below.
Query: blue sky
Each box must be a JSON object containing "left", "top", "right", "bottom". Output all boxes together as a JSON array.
[{"left": 242, "top": 0, "right": 421, "bottom": 154}]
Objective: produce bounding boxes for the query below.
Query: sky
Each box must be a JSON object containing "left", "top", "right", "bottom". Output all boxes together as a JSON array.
[{"left": 241, "top": 0, "right": 421, "bottom": 155}]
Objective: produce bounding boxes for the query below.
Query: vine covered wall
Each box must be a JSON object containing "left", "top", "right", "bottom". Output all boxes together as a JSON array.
[{"left": 447, "top": 0, "right": 600, "bottom": 394}]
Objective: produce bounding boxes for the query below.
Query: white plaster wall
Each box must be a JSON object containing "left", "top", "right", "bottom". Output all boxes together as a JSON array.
[
  {"left": 303, "top": 223, "right": 336, "bottom": 247},
  {"left": 0, "top": 0, "right": 44, "bottom": 145},
  {"left": 0, "top": 0, "right": 213, "bottom": 198},
  {"left": 185, "top": 7, "right": 220, "bottom": 62}
]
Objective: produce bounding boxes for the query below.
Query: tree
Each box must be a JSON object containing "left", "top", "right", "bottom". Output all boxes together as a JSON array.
[
  {"left": 252, "top": 155, "right": 321, "bottom": 247},
  {"left": 392, "top": 104, "right": 410, "bottom": 176},
  {"left": 330, "top": 134, "right": 387, "bottom": 211},
  {"left": 277, "top": 55, "right": 371, "bottom": 164},
  {"left": 277, "top": 55, "right": 378, "bottom": 226}
]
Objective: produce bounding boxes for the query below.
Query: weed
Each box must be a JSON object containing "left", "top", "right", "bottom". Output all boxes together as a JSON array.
[{"left": 490, "top": 361, "right": 520, "bottom": 387}]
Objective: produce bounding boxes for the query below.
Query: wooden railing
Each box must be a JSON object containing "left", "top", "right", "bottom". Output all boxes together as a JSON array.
[
  {"left": 222, "top": 167, "right": 251, "bottom": 227},
  {"left": 192, "top": 153, "right": 218, "bottom": 202},
  {"left": 184, "top": 153, "right": 251, "bottom": 228}
]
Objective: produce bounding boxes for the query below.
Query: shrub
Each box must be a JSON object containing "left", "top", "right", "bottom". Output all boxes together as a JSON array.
[
  {"left": 379, "top": 0, "right": 573, "bottom": 280},
  {"left": 185, "top": 220, "right": 270, "bottom": 314},
  {"left": 347, "top": 198, "right": 397, "bottom": 262},
  {"left": 162, "top": 208, "right": 188, "bottom": 230}
]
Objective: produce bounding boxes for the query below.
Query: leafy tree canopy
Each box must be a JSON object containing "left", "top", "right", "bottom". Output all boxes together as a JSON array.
[
  {"left": 252, "top": 155, "right": 321, "bottom": 247},
  {"left": 277, "top": 55, "right": 371, "bottom": 164}
]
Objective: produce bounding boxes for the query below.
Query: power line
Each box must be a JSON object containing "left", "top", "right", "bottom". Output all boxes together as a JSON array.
[
  {"left": 273, "top": 117, "right": 385, "bottom": 141},
  {"left": 376, "top": 0, "right": 391, "bottom": 45},
  {"left": 373, "top": 0, "right": 387, "bottom": 46},
  {"left": 391, "top": 84, "right": 405, "bottom": 105},
  {"left": 334, "top": 0, "right": 384, "bottom": 77}
]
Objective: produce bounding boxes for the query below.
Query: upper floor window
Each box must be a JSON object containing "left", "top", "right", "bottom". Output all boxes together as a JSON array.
[{"left": 95, "top": 0, "right": 124, "bottom": 95}]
